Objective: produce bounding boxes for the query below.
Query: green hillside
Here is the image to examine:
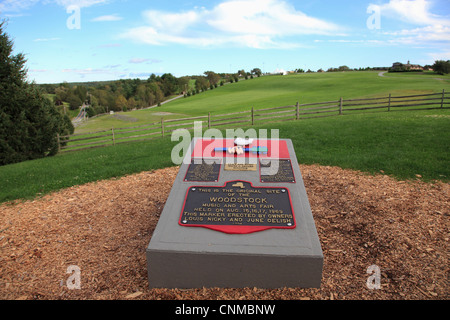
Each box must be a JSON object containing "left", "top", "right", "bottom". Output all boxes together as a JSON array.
[
  {"left": 161, "top": 71, "right": 449, "bottom": 114},
  {"left": 1, "top": 107, "right": 448, "bottom": 203},
  {"left": 75, "top": 71, "right": 449, "bottom": 133},
  {"left": 1, "top": 71, "right": 448, "bottom": 203}
]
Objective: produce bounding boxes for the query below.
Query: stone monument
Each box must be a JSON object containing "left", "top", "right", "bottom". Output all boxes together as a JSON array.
[{"left": 146, "top": 137, "right": 323, "bottom": 288}]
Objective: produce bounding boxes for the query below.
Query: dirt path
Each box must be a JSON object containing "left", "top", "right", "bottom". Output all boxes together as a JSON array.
[
  {"left": 378, "top": 71, "right": 447, "bottom": 82},
  {"left": 0, "top": 165, "right": 448, "bottom": 300}
]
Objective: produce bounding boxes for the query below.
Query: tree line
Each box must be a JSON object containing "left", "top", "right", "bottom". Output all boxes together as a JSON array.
[
  {"left": 42, "top": 74, "right": 186, "bottom": 116},
  {"left": 38, "top": 68, "right": 265, "bottom": 118},
  {"left": 432, "top": 60, "right": 450, "bottom": 75}
]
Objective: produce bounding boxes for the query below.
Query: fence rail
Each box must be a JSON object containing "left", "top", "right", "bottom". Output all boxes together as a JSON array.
[{"left": 59, "top": 90, "right": 449, "bottom": 152}]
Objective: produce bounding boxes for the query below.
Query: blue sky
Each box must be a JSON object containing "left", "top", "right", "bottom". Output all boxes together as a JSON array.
[{"left": 1, "top": 0, "right": 449, "bottom": 83}]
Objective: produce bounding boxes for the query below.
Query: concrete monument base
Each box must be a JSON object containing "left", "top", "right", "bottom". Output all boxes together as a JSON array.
[{"left": 146, "top": 138, "right": 323, "bottom": 289}]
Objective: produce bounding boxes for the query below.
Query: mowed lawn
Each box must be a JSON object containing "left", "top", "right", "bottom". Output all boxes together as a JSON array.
[
  {"left": 0, "top": 107, "right": 448, "bottom": 203},
  {"left": 160, "top": 71, "right": 450, "bottom": 115},
  {"left": 74, "top": 71, "right": 450, "bottom": 133}
]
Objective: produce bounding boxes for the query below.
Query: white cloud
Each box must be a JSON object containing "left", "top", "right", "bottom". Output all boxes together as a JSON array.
[
  {"left": 0, "top": 0, "right": 40, "bottom": 12},
  {"left": 60, "top": 67, "right": 155, "bottom": 80},
  {"left": 62, "top": 68, "right": 107, "bottom": 74},
  {"left": 428, "top": 50, "right": 450, "bottom": 61},
  {"left": 33, "top": 37, "right": 61, "bottom": 41},
  {"left": 142, "top": 9, "right": 202, "bottom": 35},
  {"left": 61, "top": 67, "right": 121, "bottom": 79},
  {"left": 99, "top": 43, "right": 122, "bottom": 48},
  {"left": 103, "top": 64, "right": 121, "bottom": 68},
  {"left": 377, "top": 0, "right": 448, "bottom": 26},
  {"left": 129, "top": 58, "right": 162, "bottom": 64},
  {"left": 383, "top": 25, "right": 450, "bottom": 43},
  {"left": 208, "top": 0, "right": 339, "bottom": 36},
  {"left": 120, "top": 0, "right": 341, "bottom": 49},
  {"left": 51, "top": 0, "right": 108, "bottom": 9},
  {"left": 91, "top": 14, "right": 122, "bottom": 22},
  {"left": 0, "top": 0, "right": 109, "bottom": 12},
  {"left": 369, "top": 0, "right": 450, "bottom": 45}
]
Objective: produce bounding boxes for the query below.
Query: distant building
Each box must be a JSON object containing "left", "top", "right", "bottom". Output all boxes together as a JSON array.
[
  {"left": 405, "top": 60, "right": 423, "bottom": 70},
  {"left": 391, "top": 60, "right": 423, "bottom": 71},
  {"left": 391, "top": 62, "right": 403, "bottom": 71},
  {"left": 272, "top": 68, "right": 288, "bottom": 75}
]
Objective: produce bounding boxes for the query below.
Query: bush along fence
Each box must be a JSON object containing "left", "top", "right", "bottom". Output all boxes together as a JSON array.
[{"left": 58, "top": 90, "right": 449, "bottom": 153}]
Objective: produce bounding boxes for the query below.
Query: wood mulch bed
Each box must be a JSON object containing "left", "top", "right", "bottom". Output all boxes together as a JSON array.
[{"left": 0, "top": 164, "right": 448, "bottom": 300}]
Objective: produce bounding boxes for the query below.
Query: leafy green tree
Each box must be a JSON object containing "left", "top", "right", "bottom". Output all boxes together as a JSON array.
[
  {"left": 87, "top": 92, "right": 98, "bottom": 107},
  {"left": 251, "top": 68, "right": 262, "bottom": 77},
  {"left": 54, "top": 86, "right": 69, "bottom": 105},
  {"left": 195, "top": 77, "right": 209, "bottom": 92},
  {"left": 154, "top": 86, "right": 164, "bottom": 104},
  {"left": 432, "top": 60, "right": 450, "bottom": 75},
  {"left": 67, "top": 92, "right": 82, "bottom": 110},
  {"left": 177, "top": 76, "right": 190, "bottom": 93},
  {"left": 115, "top": 94, "right": 127, "bottom": 111},
  {"left": 204, "top": 71, "right": 220, "bottom": 86},
  {"left": 85, "top": 106, "right": 95, "bottom": 118},
  {"left": 74, "top": 85, "right": 87, "bottom": 103},
  {"left": 93, "top": 88, "right": 109, "bottom": 107},
  {"left": 135, "top": 84, "right": 156, "bottom": 107},
  {"left": 0, "top": 21, "right": 73, "bottom": 165},
  {"left": 127, "top": 97, "right": 136, "bottom": 110},
  {"left": 237, "top": 69, "right": 246, "bottom": 77},
  {"left": 148, "top": 73, "right": 158, "bottom": 82},
  {"left": 119, "top": 79, "right": 135, "bottom": 99},
  {"left": 160, "top": 73, "right": 179, "bottom": 96},
  {"left": 148, "top": 82, "right": 163, "bottom": 105}
]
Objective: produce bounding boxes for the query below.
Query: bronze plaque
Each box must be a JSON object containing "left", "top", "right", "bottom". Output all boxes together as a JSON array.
[
  {"left": 179, "top": 180, "right": 296, "bottom": 234},
  {"left": 184, "top": 159, "right": 221, "bottom": 182},
  {"left": 260, "top": 159, "right": 296, "bottom": 183},
  {"left": 224, "top": 163, "right": 257, "bottom": 171}
]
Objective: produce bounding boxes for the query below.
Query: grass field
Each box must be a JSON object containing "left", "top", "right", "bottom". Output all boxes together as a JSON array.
[
  {"left": 74, "top": 71, "right": 450, "bottom": 134},
  {"left": 160, "top": 71, "right": 450, "bottom": 115},
  {"left": 0, "top": 71, "right": 448, "bottom": 203},
  {"left": 0, "top": 107, "right": 448, "bottom": 203}
]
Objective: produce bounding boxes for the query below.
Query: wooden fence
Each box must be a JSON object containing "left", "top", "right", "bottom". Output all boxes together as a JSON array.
[{"left": 59, "top": 90, "right": 449, "bottom": 152}]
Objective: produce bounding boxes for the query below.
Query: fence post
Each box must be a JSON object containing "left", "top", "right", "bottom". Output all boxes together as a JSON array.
[
  {"left": 388, "top": 93, "right": 392, "bottom": 112},
  {"left": 57, "top": 133, "right": 61, "bottom": 152},
  {"left": 208, "top": 112, "right": 211, "bottom": 129},
  {"left": 161, "top": 118, "right": 165, "bottom": 137},
  {"left": 112, "top": 127, "right": 115, "bottom": 146},
  {"left": 339, "top": 97, "right": 343, "bottom": 115},
  {"left": 252, "top": 107, "right": 254, "bottom": 125},
  {"left": 441, "top": 89, "right": 445, "bottom": 108},
  {"left": 296, "top": 102, "right": 300, "bottom": 120}
]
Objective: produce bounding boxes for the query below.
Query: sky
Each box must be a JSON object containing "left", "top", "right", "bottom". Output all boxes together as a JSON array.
[{"left": 1, "top": 0, "right": 449, "bottom": 84}]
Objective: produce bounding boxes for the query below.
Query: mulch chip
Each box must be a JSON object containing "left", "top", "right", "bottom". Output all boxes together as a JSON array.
[{"left": 0, "top": 165, "right": 448, "bottom": 300}]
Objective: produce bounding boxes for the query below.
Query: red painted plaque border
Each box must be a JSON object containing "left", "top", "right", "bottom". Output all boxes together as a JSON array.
[{"left": 179, "top": 180, "right": 296, "bottom": 234}]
